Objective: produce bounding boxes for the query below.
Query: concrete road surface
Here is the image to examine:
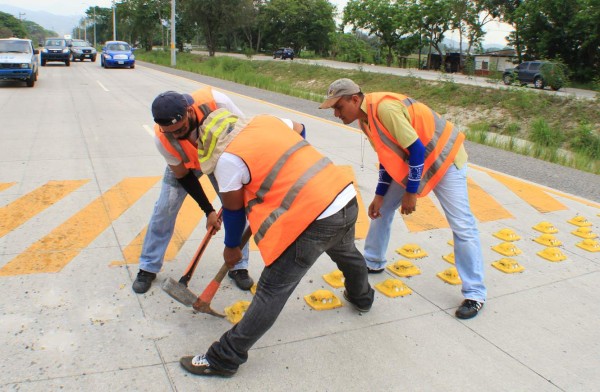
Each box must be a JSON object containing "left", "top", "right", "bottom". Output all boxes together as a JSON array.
[{"left": 0, "top": 61, "right": 599, "bottom": 391}]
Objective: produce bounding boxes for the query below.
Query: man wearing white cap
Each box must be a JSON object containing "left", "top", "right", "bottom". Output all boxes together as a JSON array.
[{"left": 320, "top": 78, "right": 486, "bottom": 319}]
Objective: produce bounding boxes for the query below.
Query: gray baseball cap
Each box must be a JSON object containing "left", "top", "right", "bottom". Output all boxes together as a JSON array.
[{"left": 319, "top": 78, "right": 361, "bottom": 109}]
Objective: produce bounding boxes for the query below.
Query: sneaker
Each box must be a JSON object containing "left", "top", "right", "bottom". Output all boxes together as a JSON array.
[
  {"left": 228, "top": 269, "right": 254, "bottom": 291},
  {"left": 180, "top": 354, "right": 236, "bottom": 378},
  {"left": 455, "top": 299, "right": 484, "bottom": 319},
  {"left": 343, "top": 290, "right": 372, "bottom": 313},
  {"left": 367, "top": 267, "right": 385, "bottom": 274},
  {"left": 132, "top": 270, "right": 156, "bottom": 294}
]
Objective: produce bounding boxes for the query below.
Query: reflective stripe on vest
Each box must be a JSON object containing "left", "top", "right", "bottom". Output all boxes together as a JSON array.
[
  {"left": 362, "top": 93, "right": 464, "bottom": 196},
  {"left": 247, "top": 139, "right": 309, "bottom": 213},
  {"left": 254, "top": 155, "right": 331, "bottom": 244},
  {"left": 198, "top": 109, "right": 238, "bottom": 163},
  {"left": 225, "top": 115, "right": 352, "bottom": 265},
  {"left": 154, "top": 87, "right": 218, "bottom": 170}
]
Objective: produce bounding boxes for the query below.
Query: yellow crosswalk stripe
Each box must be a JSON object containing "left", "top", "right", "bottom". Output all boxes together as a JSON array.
[
  {"left": 403, "top": 196, "right": 449, "bottom": 232},
  {"left": 0, "top": 177, "right": 159, "bottom": 276},
  {"left": 110, "top": 175, "right": 218, "bottom": 266},
  {"left": 0, "top": 180, "right": 89, "bottom": 238},
  {"left": 0, "top": 182, "right": 16, "bottom": 192},
  {"left": 480, "top": 169, "right": 567, "bottom": 213},
  {"left": 467, "top": 178, "right": 514, "bottom": 222},
  {"left": 339, "top": 166, "right": 369, "bottom": 239}
]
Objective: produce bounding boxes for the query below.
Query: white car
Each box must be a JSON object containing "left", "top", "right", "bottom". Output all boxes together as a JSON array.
[{"left": 0, "top": 37, "right": 39, "bottom": 87}]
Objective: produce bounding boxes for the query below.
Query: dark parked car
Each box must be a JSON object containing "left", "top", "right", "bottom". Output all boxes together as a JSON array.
[
  {"left": 0, "top": 37, "right": 39, "bottom": 87},
  {"left": 100, "top": 41, "right": 135, "bottom": 69},
  {"left": 503, "top": 61, "right": 564, "bottom": 91},
  {"left": 273, "top": 47, "right": 294, "bottom": 60},
  {"left": 40, "top": 38, "right": 70, "bottom": 66},
  {"left": 69, "top": 39, "right": 97, "bottom": 62}
]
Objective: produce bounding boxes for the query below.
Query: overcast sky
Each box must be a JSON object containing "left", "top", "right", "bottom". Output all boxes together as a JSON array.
[{"left": 1, "top": 0, "right": 513, "bottom": 45}]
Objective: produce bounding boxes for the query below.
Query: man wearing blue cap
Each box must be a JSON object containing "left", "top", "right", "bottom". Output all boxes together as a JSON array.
[{"left": 132, "top": 88, "right": 254, "bottom": 294}]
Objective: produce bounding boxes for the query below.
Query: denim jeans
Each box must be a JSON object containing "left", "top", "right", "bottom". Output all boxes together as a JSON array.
[
  {"left": 138, "top": 166, "right": 249, "bottom": 273},
  {"left": 205, "top": 198, "right": 374, "bottom": 371},
  {"left": 364, "top": 164, "right": 486, "bottom": 302}
]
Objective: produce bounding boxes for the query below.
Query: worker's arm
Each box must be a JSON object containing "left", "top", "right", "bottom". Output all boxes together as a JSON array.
[
  {"left": 170, "top": 162, "right": 220, "bottom": 231},
  {"left": 220, "top": 189, "right": 246, "bottom": 268}
]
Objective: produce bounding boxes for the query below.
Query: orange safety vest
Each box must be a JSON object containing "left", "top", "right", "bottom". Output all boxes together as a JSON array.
[
  {"left": 154, "top": 87, "right": 218, "bottom": 170},
  {"left": 359, "top": 92, "right": 465, "bottom": 197},
  {"left": 226, "top": 115, "right": 353, "bottom": 265}
]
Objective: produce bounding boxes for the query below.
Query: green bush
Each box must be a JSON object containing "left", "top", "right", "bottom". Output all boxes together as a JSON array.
[{"left": 529, "top": 118, "right": 563, "bottom": 148}]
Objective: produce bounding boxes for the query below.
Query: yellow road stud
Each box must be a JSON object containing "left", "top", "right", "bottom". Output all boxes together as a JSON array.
[
  {"left": 322, "top": 269, "right": 345, "bottom": 288},
  {"left": 250, "top": 283, "right": 257, "bottom": 295},
  {"left": 533, "top": 234, "right": 562, "bottom": 247},
  {"left": 567, "top": 215, "right": 592, "bottom": 227},
  {"left": 571, "top": 227, "right": 598, "bottom": 239},
  {"left": 224, "top": 300, "right": 251, "bottom": 324},
  {"left": 537, "top": 247, "right": 567, "bottom": 262},
  {"left": 533, "top": 221, "right": 559, "bottom": 234},
  {"left": 437, "top": 267, "right": 462, "bottom": 285},
  {"left": 396, "top": 243, "right": 428, "bottom": 259},
  {"left": 387, "top": 260, "right": 421, "bottom": 277},
  {"left": 375, "top": 278, "right": 412, "bottom": 298},
  {"left": 493, "top": 228, "right": 521, "bottom": 242},
  {"left": 442, "top": 252, "right": 455, "bottom": 265},
  {"left": 576, "top": 239, "right": 600, "bottom": 252},
  {"left": 492, "top": 242, "right": 523, "bottom": 256},
  {"left": 447, "top": 239, "right": 454, "bottom": 246},
  {"left": 304, "top": 289, "right": 342, "bottom": 311},
  {"left": 492, "top": 258, "right": 525, "bottom": 273}
]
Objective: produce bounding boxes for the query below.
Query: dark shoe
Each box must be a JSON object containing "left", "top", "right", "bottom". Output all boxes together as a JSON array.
[
  {"left": 228, "top": 269, "right": 254, "bottom": 291},
  {"left": 455, "top": 299, "right": 484, "bottom": 319},
  {"left": 343, "top": 290, "right": 372, "bottom": 313},
  {"left": 132, "top": 270, "right": 156, "bottom": 294},
  {"left": 180, "top": 354, "right": 236, "bottom": 378},
  {"left": 367, "top": 267, "right": 385, "bottom": 274}
]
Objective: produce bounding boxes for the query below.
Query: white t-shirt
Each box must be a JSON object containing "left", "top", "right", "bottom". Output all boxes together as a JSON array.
[
  {"left": 214, "top": 119, "right": 356, "bottom": 220},
  {"left": 154, "top": 90, "right": 244, "bottom": 166}
]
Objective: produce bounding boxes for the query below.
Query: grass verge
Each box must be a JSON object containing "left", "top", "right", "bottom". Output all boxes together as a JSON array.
[{"left": 137, "top": 51, "right": 600, "bottom": 174}]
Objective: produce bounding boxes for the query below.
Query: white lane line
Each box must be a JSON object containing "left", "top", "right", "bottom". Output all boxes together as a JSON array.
[
  {"left": 143, "top": 124, "right": 154, "bottom": 137},
  {"left": 96, "top": 80, "right": 109, "bottom": 91}
]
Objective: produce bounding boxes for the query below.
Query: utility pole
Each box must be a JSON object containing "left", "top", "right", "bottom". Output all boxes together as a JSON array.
[
  {"left": 170, "top": 0, "right": 176, "bottom": 66},
  {"left": 93, "top": 7, "right": 96, "bottom": 47},
  {"left": 112, "top": 0, "right": 117, "bottom": 41}
]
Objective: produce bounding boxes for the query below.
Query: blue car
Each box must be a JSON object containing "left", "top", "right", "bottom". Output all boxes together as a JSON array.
[
  {"left": 0, "top": 38, "right": 39, "bottom": 87},
  {"left": 101, "top": 41, "right": 135, "bottom": 69}
]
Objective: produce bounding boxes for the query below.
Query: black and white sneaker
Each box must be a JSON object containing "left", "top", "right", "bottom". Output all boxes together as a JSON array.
[
  {"left": 455, "top": 299, "right": 484, "bottom": 319},
  {"left": 180, "top": 354, "right": 236, "bottom": 378},
  {"left": 343, "top": 290, "right": 372, "bottom": 313}
]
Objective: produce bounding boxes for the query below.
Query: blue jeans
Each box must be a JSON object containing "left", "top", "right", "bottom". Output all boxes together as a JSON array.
[
  {"left": 138, "top": 166, "right": 249, "bottom": 273},
  {"left": 364, "top": 164, "right": 486, "bottom": 302},
  {"left": 205, "top": 198, "right": 374, "bottom": 371}
]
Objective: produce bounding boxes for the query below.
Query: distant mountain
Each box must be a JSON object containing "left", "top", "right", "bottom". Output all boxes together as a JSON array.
[
  {"left": 0, "top": 3, "right": 80, "bottom": 37},
  {"left": 442, "top": 37, "right": 508, "bottom": 52}
]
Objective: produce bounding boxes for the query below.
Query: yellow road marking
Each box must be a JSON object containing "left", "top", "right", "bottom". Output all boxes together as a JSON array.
[
  {"left": 0, "top": 182, "right": 16, "bottom": 192},
  {"left": 340, "top": 166, "right": 369, "bottom": 239},
  {"left": 467, "top": 178, "right": 514, "bottom": 222},
  {"left": 0, "top": 180, "right": 89, "bottom": 238},
  {"left": 477, "top": 168, "right": 567, "bottom": 213},
  {"left": 403, "top": 196, "right": 449, "bottom": 232},
  {"left": 0, "top": 177, "right": 159, "bottom": 276},
  {"left": 110, "top": 175, "right": 218, "bottom": 266}
]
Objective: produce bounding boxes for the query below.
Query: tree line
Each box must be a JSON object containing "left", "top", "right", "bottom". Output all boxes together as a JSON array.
[{"left": 2, "top": 0, "right": 598, "bottom": 83}]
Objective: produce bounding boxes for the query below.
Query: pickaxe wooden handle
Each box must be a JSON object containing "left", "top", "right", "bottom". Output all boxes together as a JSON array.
[{"left": 192, "top": 226, "right": 253, "bottom": 317}]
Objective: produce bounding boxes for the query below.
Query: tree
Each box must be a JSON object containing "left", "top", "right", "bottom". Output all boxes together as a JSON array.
[
  {"left": 343, "top": 0, "right": 410, "bottom": 66},
  {"left": 505, "top": 0, "right": 599, "bottom": 82},
  {"left": 0, "top": 11, "right": 28, "bottom": 38},
  {"left": 261, "top": 0, "right": 336, "bottom": 56}
]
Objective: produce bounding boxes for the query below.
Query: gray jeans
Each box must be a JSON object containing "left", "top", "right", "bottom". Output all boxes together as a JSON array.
[{"left": 206, "top": 197, "right": 373, "bottom": 371}]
